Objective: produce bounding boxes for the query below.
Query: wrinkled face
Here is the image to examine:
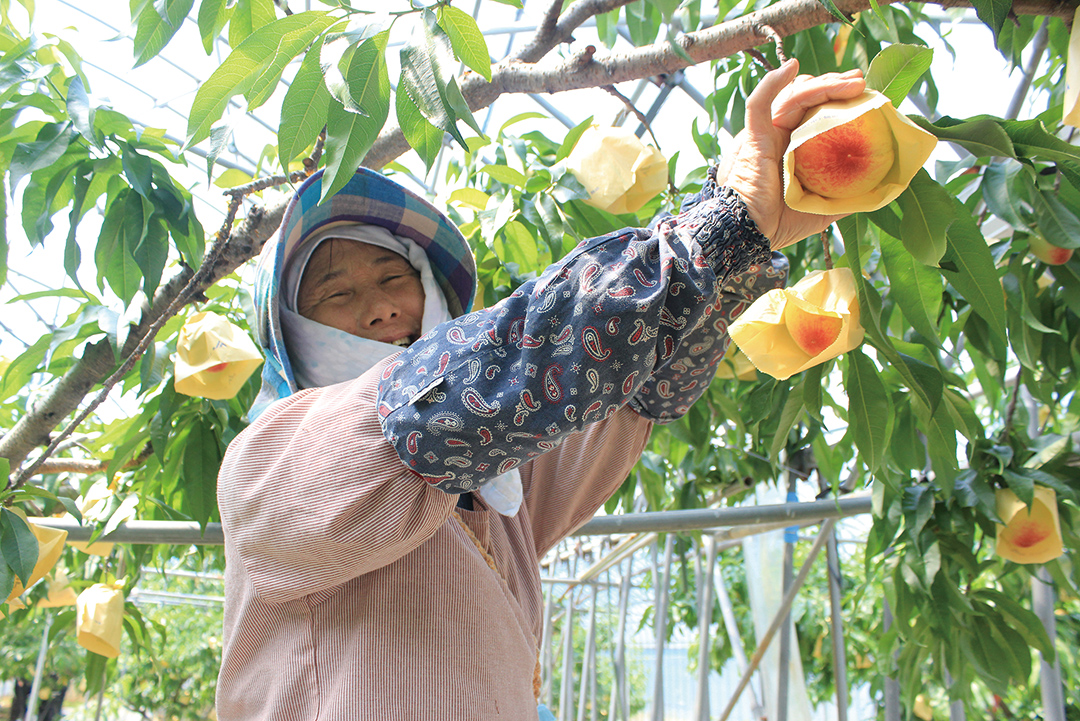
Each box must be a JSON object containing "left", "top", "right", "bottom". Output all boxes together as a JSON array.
[{"left": 296, "top": 239, "right": 425, "bottom": 347}]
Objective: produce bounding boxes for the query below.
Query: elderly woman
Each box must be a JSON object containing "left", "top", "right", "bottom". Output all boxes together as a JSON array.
[{"left": 215, "top": 61, "right": 865, "bottom": 720}]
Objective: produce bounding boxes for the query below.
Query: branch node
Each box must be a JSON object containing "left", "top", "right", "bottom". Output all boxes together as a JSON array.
[{"left": 756, "top": 23, "right": 788, "bottom": 65}]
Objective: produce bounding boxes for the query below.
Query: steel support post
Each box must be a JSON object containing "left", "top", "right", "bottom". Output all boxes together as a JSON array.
[
  {"left": 24, "top": 617, "right": 52, "bottom": 721},
  {"left": 1033, "top": 567, "right": 1066, "bottom": 721},
  {"left": 578, "top": 584, "right": 599, "bottom": 721},
  {"left": 883, "top": 602, "right": 900, "bottom": 721},
  {"left": 715, "top": 563, "right": 765, "bottom": 718},
  {"left": 694, "top": 535, "right": 718, "bottom": 721},
  {"left": 717, "top": 519, "right": 836, "bottom": 721},
  {"left": 651, "top": 534, "right": 675, "bottom": 721},
  {"left": 609, "top": 557, "right": 632, "bottom": 721},
  {"left": 826, "top": 531, "right": 849, "bottom": 721}
]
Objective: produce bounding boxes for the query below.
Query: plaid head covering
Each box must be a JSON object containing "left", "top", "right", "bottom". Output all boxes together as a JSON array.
[{"left": 250, "top": 168, "right": 476, "bottom": 419}]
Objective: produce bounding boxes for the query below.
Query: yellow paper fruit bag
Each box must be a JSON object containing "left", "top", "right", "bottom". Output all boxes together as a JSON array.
[
  {"left": 37, "top": 567, "right": 79, "bottom": 608},
  {"left": 77, "top": 582, "right": 125, "bottom": 658},
  {"left": 784, "top": 90, "right": 937, "bottom": 215},
  {"left": 1065, "top": 6, "right": 1080, "bottom": 127},
  {"left": 728, "top": 268, "right": 864, "bottom": 380},
  {"left": 567, "top": 126, "right": 668, "bottom": 214},
  {"left": 175, "top": 311, "right": 263, "bottom": 400},
  {"left": 4, "top": 508, "right": 67, "bottom": 604},
  {"left": 995, "top": 486, "right": 1063, "bottom": 564},
  {"left": 715, "top": 345, "right": 759, "bottom": 381}
]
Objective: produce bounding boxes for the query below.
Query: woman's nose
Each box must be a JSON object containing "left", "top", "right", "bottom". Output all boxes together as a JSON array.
[{"left": 361, "top": 292, "right": 399, "bottom": 327}]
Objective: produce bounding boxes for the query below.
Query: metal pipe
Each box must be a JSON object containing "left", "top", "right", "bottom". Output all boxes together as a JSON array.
[
  {"left": 32, "top": 496, "right": 873, "bottom": 544},
  {"left": 693, "top": 535, "right": 718, "bottom": 720},
  {"left": 609, "top": 557, "right": 632, "bottom": 721},
  {"left": 1034, "top": 567, "right": 1066, "bottom": 721},
  {"left": 24, "top": 617, "right": 52, "bottom": 721},
  {"left": 558, "top": 567, "right": 578, "bottom": 721},
  {"left": 577, "top": 585, "right": 598, "bottom": 721},
  {"left": 826, "top": 531, "right": 850, "bottom": 721},
  {"left": 777, "top": 477, "right": 797, "bottom": 721},
  {"left": 650, "top": 535, "right": 675, "bottom": 721},
  {"left": 883, "top": 602, "right": 900, "bottom": 721},
  {"left": 716, "top": 519, "right": 836, "bottom": 721},
  {"left": 715, "top": 566, "right": 765, "bottom": 718},
  {"left": 1005, "top": 22, "right": 1050, "bottom": 120}
]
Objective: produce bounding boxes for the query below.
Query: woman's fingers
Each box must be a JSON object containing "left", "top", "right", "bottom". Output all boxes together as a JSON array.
[
  {"left": 743, "top": 59, "right": 801, "bottom": 143},
  {"left": 771, "top": 69, "right": 866, "bottom": 130}
]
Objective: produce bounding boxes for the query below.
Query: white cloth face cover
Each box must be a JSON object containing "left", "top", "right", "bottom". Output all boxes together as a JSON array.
[{"left": 280, "top": 224, "right": 522, "bottom": 517}]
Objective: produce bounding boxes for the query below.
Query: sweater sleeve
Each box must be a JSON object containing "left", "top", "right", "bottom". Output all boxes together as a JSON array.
[
  {"left": 377, "top": 185, "right": 771, "bottom": 494},
  {"left": 216, "top": 360, "right": 456, "bottom": 605}
]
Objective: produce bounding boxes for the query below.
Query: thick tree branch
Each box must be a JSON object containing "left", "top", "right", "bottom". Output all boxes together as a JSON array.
[
  {"left": 2, "top": 0, "right": 1071, "bottom": 474},
  {"left": 362, "top": 0, "right": 1072, "bottom": 168}
]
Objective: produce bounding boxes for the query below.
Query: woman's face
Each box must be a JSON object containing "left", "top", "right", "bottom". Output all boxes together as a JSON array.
[{"left": 296, "top": 239, "right": 425, "bottom": 346}]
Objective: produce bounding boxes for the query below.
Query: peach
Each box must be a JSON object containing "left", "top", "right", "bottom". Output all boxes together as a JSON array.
[
  {"left": 1029, "top": 234, "right": 1074, "bottom": 265},
  {"left": 793, "top": 108, "right": 895, "bottom": 199},
  {"left": 785, "top": 302, "right": 843, "bottom": 356}
]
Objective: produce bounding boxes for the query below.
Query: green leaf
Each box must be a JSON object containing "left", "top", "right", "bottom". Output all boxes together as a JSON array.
[
  {"left": 133, "top": 0, "right": 195, "bottom": 67},
  {"left": 246, "top": 15, "right": 339, "bottom": 111},
  {"left": 395, "top": 84, "right": 443, "bottom": 172},
  {"left": 134, "top": 216, "right": 169, "bottom": 298},
  {"left": 122, "top": 143, "right": 154, "bottom": 198},
  {"left": 910, "top": 116, "right": 1015, "bottom": 159},
  {"left": 182, "top": 418, "right": 223, "bottom": 529},
  {"left": 198, "top": 0, "right": 232, "bottom": 54},
  {"left": 276, "top": 31, "right": 330, "bottom": 172},
  {"left": 320, "top": 31, "right": 390, "bottom": 202},
  {"left": 556, "top": 115, "right": 594, "bottom": 163},
  {"left": 0, "top": 508, "right": 38, "bottom": 587},
  {"left": 0, "top": 558, "right": 12, "bottom": 604},
  {"left": 481, "top": 163, "right": 527, "bottom": 187},
  {"left": 940, "top": 200, "right": 1008, "bottom": 355},
  {"left": 1032, "top": 189, "right": 1080, "bottom": 250},
  {"left": 625, "top": 0, "right": 661, "bottom": 46},
  {"left": 843, "top": 348, "right": 894, "bottom": 471},
  {"left": 185, "top": 12, "right": 333, "bottom": 148},
  {"left": 981, "top": 161, "right": 1029, "bottom": 230},
  {"left": 1004, "top": 118, "right": 1080, "bottom": 167},
  {"left": 66, "top": 75, "right": 97, "bottom": 147},
  {"left": 436, "top": 5, "right": 491, "bottom": 82},
  {"left": 228, "top": 0, "right": 276, "bottom": 49},
  {"left": 399, "top": 19, "right": 469, "bottom": 147},
  {"left": 898, "top": 169, "right": 954, "bottom": 266},
  {"left": 969, "top": 0, "right": 1012, "bottom": 43},
  {"left": 9, "top": 121, "right": 73, "bottom": 191},
  {"left": 974, "top": 589, "right": 1055, "bottom": 658},
  {"left": 879, "top": 233, "right": 942, "bottom": 342},
  {"left": 95, "top": 189, "right": 145, "bottom": 304},
  {"left": 768, "top": 381, "right": 806, "bottom": 462},
  {"left": 953, "top": 470, "right": 998, "bottom": 518},
  {"left": 865, "top": 43, "right": 933, "bottom": 106}
]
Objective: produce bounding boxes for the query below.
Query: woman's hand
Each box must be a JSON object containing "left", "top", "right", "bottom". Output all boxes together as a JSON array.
[{"left": 716, "top": 60, "right": 866, "bottom": 250}]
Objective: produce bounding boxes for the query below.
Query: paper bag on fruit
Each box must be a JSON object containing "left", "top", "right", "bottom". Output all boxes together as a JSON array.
[
  {"left": 175, "top": 311, "right": 263, "bottom": 400},
  {"left": 567, "top": 125, "right": 668, "bottom": 214},
  {"left": 784, "top": 90, "right": 937, "bottom": 215},
  {"left": 994, "top": 486, "right": 1064, "bottom": 564},
  {"left": 77, "top": 581, "right": 126, "bottom": 658},
  {"left": 728, "top": 268, "right": 864, "bottom": 380}
]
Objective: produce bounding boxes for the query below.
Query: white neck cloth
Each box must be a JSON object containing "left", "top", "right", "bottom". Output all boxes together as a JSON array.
[{"left": 279, "top": 225, "right": 522, "bottom": 516}]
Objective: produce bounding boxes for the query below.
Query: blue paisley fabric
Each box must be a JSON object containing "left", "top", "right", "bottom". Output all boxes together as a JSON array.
[{"left": 377, "top": 181, "right": 788, "bottom": 494}]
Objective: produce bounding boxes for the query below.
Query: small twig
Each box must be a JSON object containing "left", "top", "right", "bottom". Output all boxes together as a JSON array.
[
  {"left": 601, "top": 85, "right": 677, "bottom": 198},
  {"left": 757, "top": 23, "right": 788, "bottom": 65},
  {"left": 31, "top": 442, "right": 155, "bottom": 478},
  {"left": 744, "top": 47, "right": 775, "bottom": 72},
  {"left": 821, "top": 229, "right": 834, "bottom": 270},
  {"left": 997, "top": 373, "right": 1023, "bottom": 445}
]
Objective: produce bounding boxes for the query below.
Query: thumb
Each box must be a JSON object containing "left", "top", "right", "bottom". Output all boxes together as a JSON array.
[{"left": 743, "top": 59, "right": 800, "bottom": 140}]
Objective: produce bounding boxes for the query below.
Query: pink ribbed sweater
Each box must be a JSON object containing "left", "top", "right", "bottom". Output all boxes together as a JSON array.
[{"left": 216, "top": 357, "right": 652, "bottom": 720}]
